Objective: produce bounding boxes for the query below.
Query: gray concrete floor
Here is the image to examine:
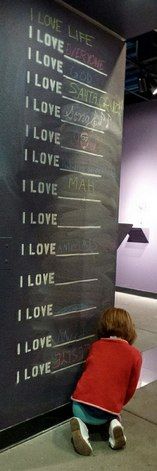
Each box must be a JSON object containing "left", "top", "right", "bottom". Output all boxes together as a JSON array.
[{"left": 0, "top": 292, "right": 157, "bottom": 470}]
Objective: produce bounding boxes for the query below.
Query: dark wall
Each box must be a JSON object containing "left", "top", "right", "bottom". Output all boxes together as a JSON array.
[
  {"left": 0, "top": 0, "right": 125, "bottom": 431},
  {"left": 64, "top": 0, "right": 157, "bottom": 38},
  {"left": 116, "top": 101, "right": 157, "bottom": 293}
]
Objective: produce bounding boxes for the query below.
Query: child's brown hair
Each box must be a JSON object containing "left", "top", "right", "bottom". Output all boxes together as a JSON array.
[{"left": 97, "top": 307, "right": 137, "bottom": 345}]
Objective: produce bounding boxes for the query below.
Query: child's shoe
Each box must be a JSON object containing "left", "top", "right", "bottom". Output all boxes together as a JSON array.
[
  {"left": 109, "top": 419, "right": 126, "bottom": 450},
  {"left": 70, "top": 417, "right": 93, "bottom": 456}
]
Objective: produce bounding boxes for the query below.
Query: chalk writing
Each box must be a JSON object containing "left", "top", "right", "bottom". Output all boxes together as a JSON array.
[
  {"left": 37, "top": 13, "right": 63, "bottom": 33},
  {"left": 21, "top": 242, "right": 56, "bottom": 256},
  {"left": 16, "top": 341, "right": 92, "bottom": 383},
  {"left": 73, "top": 130, "right": 97, "bottom": 152},
  {"left": 66, "top": 82, "right": 121, "bottom": 113},
  {"left": 36, "top": 30, "right": 64, "bottom": 52},
  {"left": 17, "top": 304, "right": 53, "bottom": 322},
  {"left": 32, "top": 127, "right": 60, "bottom": 143},
  {"left": 34, "top": 74, "right": 62, "bottom": 92},
  {"left": 57, "top": 237, "right": 115, "bottom": 254},
  {"left": 53, "top": 342, "right": 91, "bottom": 370},
  {"left": 65, "top": 43, "right": 105, "bottom": 72},
  {"left": 68, "top": 26, "right": 94, "bottom": 47},
  {"left": 32, "top": 99, "right": 61, "bottom": 117},
  {"left": 22, "top": 212, "right": 58, "bottom": 225},
  {"left": 62, "top": 128, "right": 97, "bottom": 152},
  {"left": 35, "top": 51, "right": 63, "bottom": 72},
  {"left": 68, "top": 176, "right": 95, "bottom": 193},
  {"left": 57, "top": 238, "right": 97, "bottom": 254},
  {"left": 62, "top": 103, "right": 111, "bottom": 130},
  {"left": 69, "top": 66, "right": 93, "bottom": 85},
  {"left": 68, "top": 81, "right": 102, "bottom": 107},
  {"left": 17, "top": 335, "right": 53, "bottom": 355},
  {"left": 21, "top": 362, "right": 52, "bottom": 382},
  {"left": 19, "top": 272, "right": 55, "bottom": 288},
  {"left": 24, "top": 150, "right": 60, "bottom": 167},
  {"left": 22, "top": 180, "right": 58, "bottom": 195}
]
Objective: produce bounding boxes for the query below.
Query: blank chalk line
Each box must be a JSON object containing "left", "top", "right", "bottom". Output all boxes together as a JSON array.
[
  {"left": 58, "top": 225, "right": 101, "bottom": 229},
  {"left": 58, "top": 196, "right": 101, "bottom": 203},
  {"left": 64, "top": 55, "right": 108, "bottom": 76},
  {"left": 56, "top": 252, "right": 99, "bottom": 257},
  {"left": 55, "top": 278, "right": 98, "bottom": 286},
  {"left": 60, "top": 168, "right": 102, "bottom": 178},
  {"left": 63, "top": 74, "right": 107, "bottom": 95},
  {"left": 61, "top": 145, "right": 103, "bottom": 157},
  {"left": 52, "top": 360, "right": 85, "bottom": 374},
  {"left": 53, "top": 334, "right": 95, "bottom": 349},
  {"left": 53, "top": 306, "right": 97, "bottom": 317},
  {"left": 61, "top": 118, "right": 104, "bottom": 134}
]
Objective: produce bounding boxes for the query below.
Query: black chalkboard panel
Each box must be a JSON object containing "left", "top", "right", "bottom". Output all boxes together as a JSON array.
[{"left": 0, "top": 0, "right": 125, "bottom": 431}]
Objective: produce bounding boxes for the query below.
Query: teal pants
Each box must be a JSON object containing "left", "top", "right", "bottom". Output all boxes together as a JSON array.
[{"left": 72, "top": 401, "right": 117, "bottom": 425}]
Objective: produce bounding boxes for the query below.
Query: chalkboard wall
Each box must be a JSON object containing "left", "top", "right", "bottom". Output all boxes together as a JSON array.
[{"left": 0, "top": 0, "right": 125, "bottom": 430}]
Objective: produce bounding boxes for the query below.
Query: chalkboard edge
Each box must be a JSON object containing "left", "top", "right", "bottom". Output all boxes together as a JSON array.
[
  {"left": 0, "top": 403, "right": 72, "bottom": 452},
  {"left": 55, "top": 0, "right": 125, "bottom": 41}
]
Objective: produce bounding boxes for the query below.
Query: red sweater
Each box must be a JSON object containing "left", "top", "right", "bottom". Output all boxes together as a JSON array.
[{"left": 71, "top": 338, "right": 142, "bottom": 415}]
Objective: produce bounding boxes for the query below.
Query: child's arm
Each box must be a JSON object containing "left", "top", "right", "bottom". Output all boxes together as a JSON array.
[{"left": 124, "top": 353, "right": 142, "bottom": 405}]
